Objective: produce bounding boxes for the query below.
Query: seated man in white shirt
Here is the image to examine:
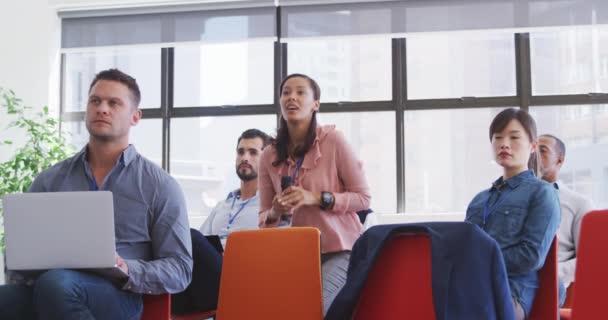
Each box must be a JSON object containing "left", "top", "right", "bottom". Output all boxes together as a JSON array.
[
  {"left": 200, "top": 128, "right": 271, "bottom": 247},
  {"left": 172, "top": 129, "right": 271, "bottom": 315},
  {"left": 539, "top": 134, "right": 595, "bottom": 290}
]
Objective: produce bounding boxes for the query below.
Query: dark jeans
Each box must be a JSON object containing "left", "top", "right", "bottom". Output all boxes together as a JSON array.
[
  {"left": 171, "top": 229, "right": 222, "bottom": 314},
  {"left": 0, "top": 269, "right": 142, "bottom": 320}
]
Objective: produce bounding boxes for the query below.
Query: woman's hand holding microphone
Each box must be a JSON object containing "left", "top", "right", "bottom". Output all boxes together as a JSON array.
[{"left": 267, "top": 176, "right": 321, "bottom": 222}]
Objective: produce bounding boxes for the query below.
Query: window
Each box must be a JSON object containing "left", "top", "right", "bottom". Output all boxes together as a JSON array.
[
  {"left": 574, "top": 169, "right": 593, "bottom": 197},
  {"left": 531, "top": 105, "right": 607, "bottom": 146},
  {"left": 317, "top": 112, "right": 396, "bottom": 214},
  {"left": 561, "top": 171, "right": 574, "bottom": 190},
  {"left": 58, "top": 4, "right": 607, "bottom": 219},
  {"left": 603, "top": 167, "right": 608, "bottom": 205},
  {"left": 62, "top": 49, "right": 161, "bottom": 111},
  {"left": 174, "top": 41, "right": 274, "bottom": 107},
  {"left": 532, "top": 105, "right": 607, "bottom": 204},
  {"left": 403, "top": 108, "right": 505, "bottom": 215},
  {"left": 530, "top": 27, "right": 608, "bottom": 95},
  {"left": 531, "top": 105, "right": 597, "bottom": 147},
  {"left": 598, "top": 105, "right": 608, "bottom": 115},
  {"left": 287, "top": 37, "right": 392, "bottom": 102},
  {"left": 407, "top": 32, "right": 516, "bottom": 99}
]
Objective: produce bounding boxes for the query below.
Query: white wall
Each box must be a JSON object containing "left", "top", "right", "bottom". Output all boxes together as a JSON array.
[{"left": 0, "top": 1, "right": 61, "bottom": 162}]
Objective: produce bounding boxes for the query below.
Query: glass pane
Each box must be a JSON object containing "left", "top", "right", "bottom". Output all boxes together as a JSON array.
[
  {"left": 130, "top": 119, "right": 163, "bottom": 167},
  {"left": 407, "top": 33, "right": 516, "bottom": 99},
  {"left": 317, "top": 112, "right": 396, "bottom": 214},
  {"left": 403, "top": 108, "right": 507, "bottom": 215},
  {"left": 530, "top": 105, "right": 608, "bottom": 208},
  {"left": 604, "top": 168, "right": 608, "bottom": 204},
  {"left": 64, "top": 119, "right": 163, "bottom": 167},
  {"left": 287, "top": 37, "right": 392, "bottom": 102},
  {"left": 530, "top": 27, "right": 608, "bottom": 95},
  {"left": 174, "top": 41, "right": 274, "bottom": 107},
  {"left": 170, "top": 115, "right": 276, "bottom": 226},
  {"left": 63, "top": 48, "right": 161, "bottom": 111}
]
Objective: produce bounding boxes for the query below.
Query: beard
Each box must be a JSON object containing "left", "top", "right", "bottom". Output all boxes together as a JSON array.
[{"left": 236, "top": 167, "right": 257, "bottom": 182}]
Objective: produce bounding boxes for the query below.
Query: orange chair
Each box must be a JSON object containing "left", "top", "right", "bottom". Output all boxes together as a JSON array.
[
  {"left": 214, "top": 227, "right": 323, "bottom": 320},
  {"left": 528, "top": 236, "right": 559, "bottom": 320},
  {"left": 560, "top": 210, "right": 608, "bottom": 320},
  {"left": 353, "top": 234, "right": 436, "bottom": 320},
  {"left": 141, "top": 294, "right": 170, "bottom": 320}
]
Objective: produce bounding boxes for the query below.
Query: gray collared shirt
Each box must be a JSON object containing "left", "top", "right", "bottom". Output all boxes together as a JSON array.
[
  {"left": 199, "top": 189, "right": 260, "bottom": 247},
  {"left": 554, "top": 181, "right": 595, "bottom": 287},
  {"left": 21, "top": 145, "right": 192, "bottom": 294}
]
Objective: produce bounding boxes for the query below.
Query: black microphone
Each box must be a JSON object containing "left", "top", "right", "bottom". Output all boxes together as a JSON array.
[{"left": 281, "top": 176, "right": 293, "bottom": 191}]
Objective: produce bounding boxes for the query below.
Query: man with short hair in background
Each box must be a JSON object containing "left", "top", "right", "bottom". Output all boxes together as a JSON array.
[
  {"left": 171, "top": 128, "right": 271, "bottom": 315},
  {"left": 199, "top": 128, "right": 271, "bottom": 247},
  {"left": 538, "top": 134, "right": 595, "bottom": 289}
]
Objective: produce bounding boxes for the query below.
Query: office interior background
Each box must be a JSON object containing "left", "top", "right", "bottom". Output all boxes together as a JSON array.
[{"left": 1, "top": 0, "right": 608, "bottom": 280}]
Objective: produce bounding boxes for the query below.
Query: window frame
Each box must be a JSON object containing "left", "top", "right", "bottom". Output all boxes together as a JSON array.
[{"left": 59, "top": 8, "right": 608, "bottom": 214}]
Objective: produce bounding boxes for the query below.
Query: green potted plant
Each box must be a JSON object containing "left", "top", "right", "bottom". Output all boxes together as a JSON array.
[{"left": 0, "top": 87, "right": 75, "bottom": 248}]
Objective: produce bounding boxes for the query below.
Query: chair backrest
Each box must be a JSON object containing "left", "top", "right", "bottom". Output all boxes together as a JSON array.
[
  {"left": 529, "top": 236, "right": 558, "bottom": 320},
  {"left": 354, "top": 234, "right": 436, "bottom": 320},
  {"left": 215, "top": 227, "right": 323, "bottom": 320},
  {"left": 570, "top": 210, "right": 608, "bottom": 319},
  {"left": 142, "top": 294, "right": 171, "bottom": 320},
  {"left": 562, "top": 282, "right": 575, "bottom": 308}
]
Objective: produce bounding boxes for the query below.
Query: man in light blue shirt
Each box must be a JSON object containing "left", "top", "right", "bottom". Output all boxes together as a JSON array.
[
  {"left": 199, "top": 128, "right": 271, "bottom": 247},
  {"left": 0, "top": 69, "right": 192, "bottom": 320},
  {"left": 171, "top": 129, "right": 271, "bottom": 316}
]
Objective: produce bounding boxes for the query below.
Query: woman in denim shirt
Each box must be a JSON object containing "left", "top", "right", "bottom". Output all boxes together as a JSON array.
[{"left": 465, "top": 108, "right": 560, "bottom": 320}]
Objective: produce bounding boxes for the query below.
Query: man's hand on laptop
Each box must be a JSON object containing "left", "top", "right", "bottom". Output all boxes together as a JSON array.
[{"left": 115, "top": 253, "right": 129, "bottom": 275}]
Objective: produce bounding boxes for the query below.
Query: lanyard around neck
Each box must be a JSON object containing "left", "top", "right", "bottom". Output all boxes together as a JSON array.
[
  {"left": 291, "top": 157, "right": 304, "bottom": 181},
  {"left": 228, "top": 195, "right": 252, "bottom": 226}
]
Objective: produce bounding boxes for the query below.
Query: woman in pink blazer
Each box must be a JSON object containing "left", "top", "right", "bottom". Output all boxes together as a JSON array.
[{"left": 258, "top": 73, "right": 371, "bottom": 315}]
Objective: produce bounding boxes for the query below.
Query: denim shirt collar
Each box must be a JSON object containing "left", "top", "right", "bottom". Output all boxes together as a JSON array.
[
  {"left": 491, "top": 169, "right": 535, "bottom": 191},
  {"left": 553, "top": 181, "right": 561, "bottom": 190}
]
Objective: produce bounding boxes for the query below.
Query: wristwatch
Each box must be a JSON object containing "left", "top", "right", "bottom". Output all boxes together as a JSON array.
[{"left": 320, "top": 191, "right": 334, "bottom": 210}]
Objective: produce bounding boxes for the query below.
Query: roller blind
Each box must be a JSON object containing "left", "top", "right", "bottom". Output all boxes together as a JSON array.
[
  {"left": 280, "top": 0, "right": 608, "bottom": 38},
  {"left": 61, "top": 2, "right": 276, "bottom": 48}
]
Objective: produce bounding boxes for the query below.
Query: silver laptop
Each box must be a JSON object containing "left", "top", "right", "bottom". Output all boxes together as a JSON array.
[{"left": 3, "top": 191, "right": 127, "bottom": 279}]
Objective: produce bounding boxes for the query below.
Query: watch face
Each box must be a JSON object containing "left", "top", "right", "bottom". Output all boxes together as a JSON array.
[{"left": 322, "top": 192, "right": 332, "bottom": 207}]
